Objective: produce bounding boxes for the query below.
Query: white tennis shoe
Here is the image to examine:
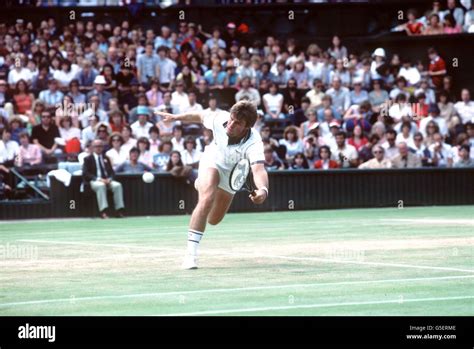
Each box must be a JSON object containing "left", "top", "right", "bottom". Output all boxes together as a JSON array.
[{"left": 182, "top": 254, "right": 198, "bottom": 270}]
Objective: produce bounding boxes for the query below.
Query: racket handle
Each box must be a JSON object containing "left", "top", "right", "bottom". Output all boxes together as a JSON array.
[{"left": 250, "top": 190, "right": 257, "bottom": 197}]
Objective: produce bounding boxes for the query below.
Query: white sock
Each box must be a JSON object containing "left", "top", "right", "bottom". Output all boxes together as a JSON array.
[{"left": 187, "top": 229, "right": 203, "bottom": 256}]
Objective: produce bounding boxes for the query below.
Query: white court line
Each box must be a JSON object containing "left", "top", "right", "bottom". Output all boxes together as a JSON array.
[
  {"left": 1, "top": 275, "right": 473, "bottom": 308},
  {"left": 159, "top": 295, "right": 474, "bottom": 316},
  {"left": 17, "top": 239, "right": 180, "bottom": 253},
  {"left": 17, "top": 239, "right": 474, "bottom": 274}
]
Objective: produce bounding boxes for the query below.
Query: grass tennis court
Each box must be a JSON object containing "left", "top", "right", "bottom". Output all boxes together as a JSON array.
[{"left": 1, "top": 206, "right": 473, "bottom": 316}]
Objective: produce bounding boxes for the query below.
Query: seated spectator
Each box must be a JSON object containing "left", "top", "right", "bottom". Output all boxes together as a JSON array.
[
  {"left": 0, "top": 128, "right": 19, "bottom": 166},
  {"left": 8, "top": 117, "right": 26, "bottom": 144},
  {"left": 31, "top": 65, "right": 51, "bottom": 96},
  {"left": 300, "top": 109, "right": 319, "bottom": 139},
  {"left": 121, "top": 125, "right": 137, "bottom": 154},
  {"left": 146, "top": 79, "right": 163, "bottom": 108},
  {"left": 342, "top": 101, "right": 372, "bottom": 134},
  {"left": 389, "top": 93, "right": 413, "bottom": 125},
  {"left": 411, "top": 132, "right": 433, "bottom": 167},
  {"left": 204, "top": 63, "right": 226, "bottom": 89},
  {"left": 75, "top": 59, "right": 98, "bottom": 92},
  {"left": 289, "top": 59, "right": 309, "bottom": 89},
  {"left": 424, "top": 120, "right": 440, "bottom": 147},
  {"left": 109, "top": 110, "right": 127, "bottom": 134},
  {"left": 368, "top": 79, "right": 389, "bottom": 114},
  {"left": 149, "top": 126, "right": 161, "bottom": 156},
  {"left": 153, "top": 140, "right": 172, "bottom": 171},
  {"left": 327, "top": 35, "right": 348, "bottom": 60},
  {"left": 78, "top": 140, "right": 93, "bottom": 165},
  {"left": 317, "top": 95, "right": 341, "bottom": 122},
  {"left": 58, "top": 116, "right": 81, "bottom": 155},
  {"left": 195, "top": 79, "right": 210, "bottom": 108},
  {"left": 443, "top": 13, "right": 462, "bottom": 34},
  {"left": 306, "top": 79, "right": 325, "bottom": 110},
  {"left": 263, "top": 145, "right": 284, "bottom": 170},
  {"left": 87, "top": 75, "right": 112, "bottom": 111},
  {"left": 328, "top": 59, "right": 351, "bottom": 88},
  {"left": 428, "top": 132, "right": 453, "bottom": 167},
  {"left": 326, "top": 77, "right": 350, "bottom": 115},
  {"left": 454, "top": 144, "right": 474, "bottom": 167},
  {"left": 437, "top": 91, "right": 458, "bottom": 133},
  {"left": 15, "top": 131, "right": 42, "bottom": 168},
  {"left": 415, "top": 80, "right": 436, "bottom": 105},
  {"left": 116, "top": 148, "right": 153, "bottom": 174},
  {"left": 31, "top": 110, "right": 61, "bottom": 160},
  {"left": 263, "top": 83, "right": 285, "bottom": 120},
  {"left": 391, "top": 142, "right": 422, "bottom": 168},
  {"left": 350, "top": 78, "right": 369, "bottom": 105},
  {"left": 423, "top": 14, "right": 444, "bottom": 35},
  {"left": 81, "top": 114, "right": 99, "bottom": 149},
  {"left": 170, "top": 125, "right": 184, "bottom": 152},
  {"left": 12, "top": 79, "right": 34, "bottom": 115},
  {"left": 38, "top": 78, "right": 64, "bottom": 109},
  {"left": 358, "top": 133, "right": 380, "bottom": 164},
  {"left": 177, "top": 65, "right": 198, "bottom": 91},
  {"left": 79, "top": 94, "right": 108, "bottom": 128},
  {"left": 289, "top": 152, "right": 309, "bottom": 170},
  {"left": 105, "top": 133, "right": 128, "bottom": 170},
  {"left": 137, "top": 137, "right": 153, "bottom": 168},
  {"left": 382, "top": 129, "right": 399, "bottom": 160},
  {"left": 235, "top": 77, "right": 261, "bottom": 107},
  {"left": 389, "top": 77, "right": 410, "bottom": 101},
  {"left": 331, "top": 131, "right": 358, "bottom": 168},
  {"left": 54, "top": 59, "right": 77, "bottom": 91},
  {"left": 120, "top": 78, "right": 140, "bottom": 116},
  {"left": 347, "top": 124, "right": 368, "bottom": 152},
  {"left": 403, "top": 8, "right": 424, "bottom": 35},
  {"left": 358, "top": 145, "right": 392, "bottom": 169},
  {"left": 171, "top": 81, "right": 190, "bottom": 113},
  {"left": 255, "top": 62, "right": 275, "bottom": 88},
  {"left": 279, "top": 126, "right": 304, "bottom": 163},
  {"left": 395, "top": 121, "right": 415, "bottom": 149},
  {"left": 166, "top": 150, "right": 197, "bottom": 184},
  {"left": 398, "top": 58, "right": 421, "bottom": 86},
  {"left": 236, "top": 54, "right": 257, "bottom": 85},
  {"left": 454, "top": 89, "right": 474, "bottom": 125},
  {"left": 314, "top": 145, "right": 339, "bottom": 170},
  {"left": 420, "top": 103, "right": 448, "bottom": 138},
  {"left": 283, "top": 78, "right": 303, "bottom": 113},
  {"left": 180, "top": 136, "right": 201, "bottom": 168},
  {"left": 55, "top": 95, "right": 80, "bottom": 129},
  {"left": 83, "top": 139, "right": 125, "bottom": 219},
  {"left": 183, "top": 90, "right": 203, "bottom": 113},
  {"left": 131, "top": 106, "right": 154, "bottom": 139},
  {"left": 68, "top": 79, "right": 86, "bottom": 105}
]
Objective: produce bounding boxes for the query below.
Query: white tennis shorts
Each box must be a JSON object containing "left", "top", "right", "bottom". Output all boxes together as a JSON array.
[{"left": 195, "top": 150, "right": 235, "bottom": 195}]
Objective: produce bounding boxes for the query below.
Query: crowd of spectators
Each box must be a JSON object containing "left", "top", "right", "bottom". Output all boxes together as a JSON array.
[
  {"left": 393, "top": 0, "right": 474, "bottom": 34},
  {"left": 0, "top": 3, "right": 474, "bottom": 200}
]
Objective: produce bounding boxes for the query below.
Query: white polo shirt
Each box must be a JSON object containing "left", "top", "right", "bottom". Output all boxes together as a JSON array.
[{"left": 202, "top": 110, "right": 264, "bottom": 171}]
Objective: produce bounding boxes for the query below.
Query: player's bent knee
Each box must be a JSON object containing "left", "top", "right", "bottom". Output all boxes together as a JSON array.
[{"left": 207, "top": 216, "right": 222, "bottom": 225}]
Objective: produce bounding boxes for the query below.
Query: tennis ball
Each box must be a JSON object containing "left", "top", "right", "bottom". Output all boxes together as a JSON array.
[{"left": 142, "top": 172, "right": 154, "bottom": 184}]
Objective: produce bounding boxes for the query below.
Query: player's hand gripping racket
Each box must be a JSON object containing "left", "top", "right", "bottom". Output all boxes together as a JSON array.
[{"left": 229, "top": 159, "right": 257, "bottom": 196}]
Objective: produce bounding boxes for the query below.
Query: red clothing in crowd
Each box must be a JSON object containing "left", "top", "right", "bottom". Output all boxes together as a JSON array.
[
  {"left": 314, "top": 159, "right": 340, "bottom": 169},
  {"left": 428, "top": 56, "right": 446, "bottom": 89},
  {"left": 407, "top": 22, "right": 423, "bottom": 35}
]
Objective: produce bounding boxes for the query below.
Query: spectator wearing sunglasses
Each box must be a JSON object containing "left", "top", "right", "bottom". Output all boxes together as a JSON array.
[{"left": 358, "top": 145, "right": 392, "bottom": 169}]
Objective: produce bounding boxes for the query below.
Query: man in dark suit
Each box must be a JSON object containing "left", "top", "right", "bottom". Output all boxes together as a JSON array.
[{"left": 82, "top": 139, "right": 124, "bottom": 218}]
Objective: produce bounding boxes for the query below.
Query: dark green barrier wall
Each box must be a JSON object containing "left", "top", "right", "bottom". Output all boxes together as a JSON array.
[{"left": 26, "top": 168, "right": 471, "bottom": 219}]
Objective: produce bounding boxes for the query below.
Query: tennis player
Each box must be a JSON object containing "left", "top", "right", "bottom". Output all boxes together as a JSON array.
[{"left": 155, "top": 100, "right": 269, "bottom": 269}]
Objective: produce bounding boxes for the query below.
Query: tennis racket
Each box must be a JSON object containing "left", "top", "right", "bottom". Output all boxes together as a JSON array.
[{"left": 229, "top": 158, "right": 257, "bottom": 196}]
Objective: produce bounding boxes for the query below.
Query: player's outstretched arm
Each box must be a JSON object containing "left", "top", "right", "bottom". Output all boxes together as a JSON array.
[
  {"left": 250, "top": 163, "right": 269, "bottom": 205},
  {"left": 154, "top": 110, "right": 204, "bottom": 124}
]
